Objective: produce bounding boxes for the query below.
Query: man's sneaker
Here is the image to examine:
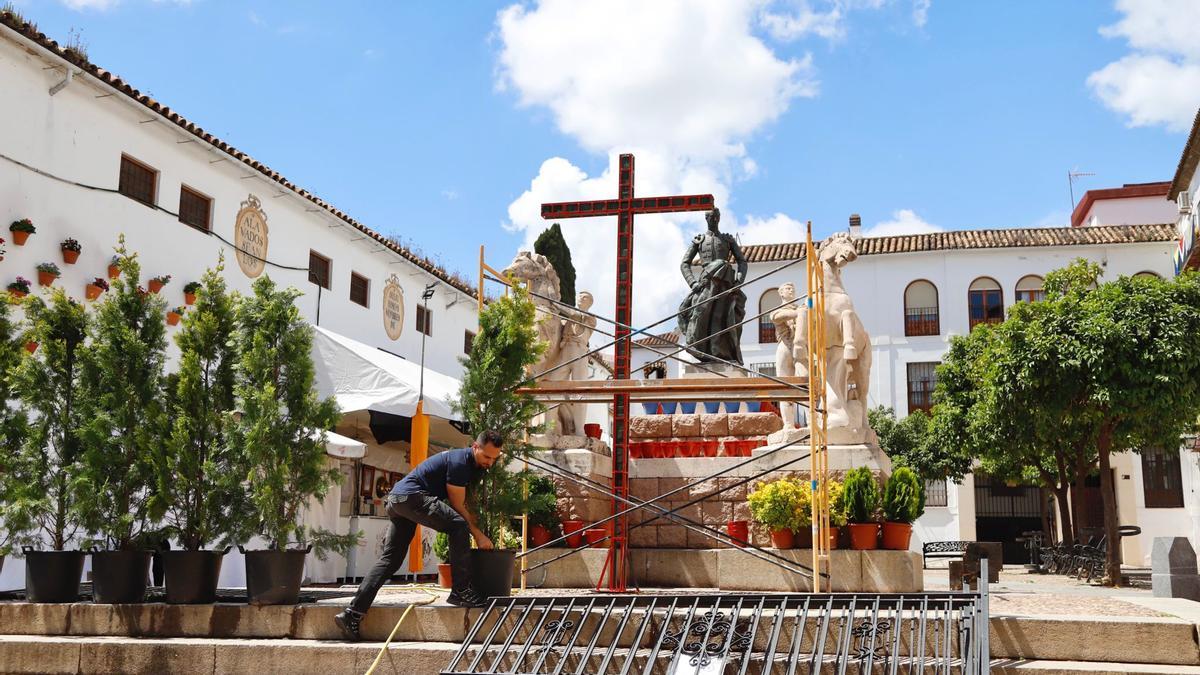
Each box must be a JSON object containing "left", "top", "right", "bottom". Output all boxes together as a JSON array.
[
  {"left": 333, "top": 608, "right": 364, "bottom": 641},
  {"left": 446, "top": 587, "right": 488, "bottom": 608}
]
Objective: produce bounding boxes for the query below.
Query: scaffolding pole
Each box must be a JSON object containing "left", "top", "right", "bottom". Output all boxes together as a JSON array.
[{"left": 806, "top": 222, "right": 831, "bottom": 592}]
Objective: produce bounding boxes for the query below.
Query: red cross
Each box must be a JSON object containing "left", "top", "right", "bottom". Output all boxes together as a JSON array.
[{"left": 541, "top": 153, "right": 714, "bottom": 591}]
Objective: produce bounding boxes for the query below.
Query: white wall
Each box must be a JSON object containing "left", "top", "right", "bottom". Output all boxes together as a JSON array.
[{"left": 1082, "top": 196, "right": 1176, "bottom": 228}]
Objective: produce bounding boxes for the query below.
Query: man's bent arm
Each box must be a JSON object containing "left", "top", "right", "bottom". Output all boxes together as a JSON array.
[{"left": 447, "top": 484, "right": 492, "bottom": 549}]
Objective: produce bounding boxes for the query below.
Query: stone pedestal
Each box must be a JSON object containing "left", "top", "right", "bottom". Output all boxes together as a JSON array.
[
  {"left": 965, "top": 541, "right": 1002, "bottom": 583},
  {"left": 529, "top": 434, "right": 611, "bottom": 455},
  {"left": 680, "top": 362, "right": 745, "bottom": 378},
  {"left": 1152, "top": 537, "right": 1200, "bottom": 600},
  {"left": 751, "top": 440, "right": 892, "bottom": 473}
]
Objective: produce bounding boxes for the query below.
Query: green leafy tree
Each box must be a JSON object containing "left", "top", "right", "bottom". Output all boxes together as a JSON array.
[
  {"left": 455, "top": 287, "right": 545, "bottom": 546},
  {"left": 149, "top": 257, "right": 249, "bottom": 550},
  {"left": 9, "top": 291, "right": 89, "bottom": 550},
  {"left": 0, "top": 293, "right": 30, "bottom": 555},
  {"left": 227, "top": 276, "right": 354, "bottom": 555},
  {"left": 75, "top": 245, "right": 168, "bottom": 550},
  {"left": 533, "top": 223, "right": 576, "bottom": 306},
  {"left": 869, "top": 406, "right": 972, "bottom": 482}
]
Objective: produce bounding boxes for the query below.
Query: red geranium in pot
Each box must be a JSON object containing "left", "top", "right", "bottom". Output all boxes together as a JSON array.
[{"left": 60, "top": 238, "right": 82, "bottom": 265}]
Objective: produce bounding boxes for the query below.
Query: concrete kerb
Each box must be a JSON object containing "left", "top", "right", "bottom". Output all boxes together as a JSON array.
[{"left": 989, "top": 613, "right": 1200, "bottom": 666}]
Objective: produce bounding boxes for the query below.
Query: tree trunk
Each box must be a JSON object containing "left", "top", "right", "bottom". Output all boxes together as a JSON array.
[
  {"left": 1052, "top": 485, "right": 1073, "bottom": 547},
  {"left": 1071, "top": 453, "right": 1089, "bottom": 545},
  {"left": 1097, "top": 428, "right": 1121, "bottom": 586}
]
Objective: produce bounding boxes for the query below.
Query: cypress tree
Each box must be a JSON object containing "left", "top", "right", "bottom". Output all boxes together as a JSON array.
[
  {"left": 0, "top": 295, "right": 33, "bottom": 553},
  {"left": 533, "top": 223, "right": 576, "bottom": 306},
  {"left": 76, "top": 244, "right": 168, "bottom": 551},
  {"left": 227, "top": 275, "right": 356, "bottom": 555}
]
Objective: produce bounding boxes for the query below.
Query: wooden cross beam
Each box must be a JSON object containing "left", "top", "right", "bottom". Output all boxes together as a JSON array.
[{"left": 540, "top": 153, "right": 715, "bottom": 592}]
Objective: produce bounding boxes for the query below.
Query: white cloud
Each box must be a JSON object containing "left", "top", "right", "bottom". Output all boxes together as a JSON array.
[
  {"left": 60, "top": 0, "right": 117, "bottom": 9},
  {"left": 761, "top": 0, "right": 927, "bottom": 42},
  {"left": 912, "top": 0, "right": 930, "bottom": 28},
  {"left": 441, "top": 189, "right": 460, "bottom": 201},
  {"left": 1088, "top": 0, "right": 1200, "bottom": 132},
  {"left": 496, "top": 0, "right": 825, "bottom": 326},
  {"left": 862, "top": 209, "right": 943, "bottom": 237}
]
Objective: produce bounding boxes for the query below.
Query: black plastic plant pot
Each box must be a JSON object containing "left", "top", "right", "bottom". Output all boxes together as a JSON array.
[
  {"left": 163, "top": 549, "right": 227, "bottom": 604},
  {"left": 241, "top": 546, "right": 309, "bottom": 606},
  {"left": 470, "top": 549, "right": 516, "bottom": 599},
  {"left": 23, "top": 548, "right": 86, "bottom": 603},
  {"left": 91, "top": 550, "right": 152, "bottom": 604}
]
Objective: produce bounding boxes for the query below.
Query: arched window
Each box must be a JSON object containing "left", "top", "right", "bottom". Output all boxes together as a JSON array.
[
  {"left": 1134, "top": 271, "right": 1161, "bottom": 280},
  {"left": 1014, "top": 275, "right": 1045, "bottom": 303},
  {"left": 903, "top": 280, "right": 939, "bottom": 336},
  {"left": 968, "top": 277, "right": 1004, "bottom": 329},
  {"left": 759, "top": 288, "right": 782, "bottom": 343}
]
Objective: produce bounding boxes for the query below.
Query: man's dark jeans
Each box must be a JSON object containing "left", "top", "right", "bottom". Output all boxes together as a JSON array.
[{"left": 349, "top": 492, "right": 472, "bottom": 615}]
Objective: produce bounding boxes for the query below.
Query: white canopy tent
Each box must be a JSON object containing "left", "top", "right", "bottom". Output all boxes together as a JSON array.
[{"left": 311, "top": 325, "right": 463, "bottom": 422}]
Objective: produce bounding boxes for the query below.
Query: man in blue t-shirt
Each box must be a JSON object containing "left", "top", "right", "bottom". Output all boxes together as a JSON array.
[{"left": 334, "top": 430, "right": 504, "bottom": 640}]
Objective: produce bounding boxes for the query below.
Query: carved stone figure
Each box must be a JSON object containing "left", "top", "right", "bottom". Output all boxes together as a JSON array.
[
  {"left": 771, "top": 282, "right": 800, "bottom": 430},
  {"left": 557, "top": 291, "right": 596, "bottom": 436},
  {"left": 793, "top": 232, "right": 873, "bottom": 442},
  {"left": 677, "top": 208, "right": 749, "bottom": 364}
]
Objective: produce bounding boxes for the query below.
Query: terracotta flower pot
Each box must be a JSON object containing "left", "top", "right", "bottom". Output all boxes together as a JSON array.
[
  {"left": 166, "top": 311, "right": 181, "bottom": 326},
  {"left": 184, "top": 292, "right": 196, "bottom": 306},
  {"left": 881, "top": 522, "right": 913, "bottom": 551},
  {"left": 24, "top": 341, "right": 37, "bottom": 353},
  {"left": 583, "top": 423, "right": 602, "bottom": 439},
  {"left": 770, "top": 528, "right": 794, "bottom": 549},
  {"left": 12, "top": 231, "right": 29, "bottom": 246},
  {"left": 794, "top": 526, "right": 813, "bottom": 549},
  {"left": 148, "top": 279, "right": 165, "bottom": 294},
  {"left": 529, "top": 524, "right": 552, "bottom": 548},
  {"left": 61, "top": 250, "right": 80, "bottom": 265},
  {"left": 828, "top": 528, "right": 840, "bottom": 550},
  {"left": 107, "top": 265, "right": 120, "bottom": 279},
  {"left": 562, "top": 520, "right": 584, "bottom": 548},
  {"left": 437, "top": 563, "right": 452, "bottom": 589},
  {"left": 727, "top": 520, "right": 749, "bottom": 548},
  {"left": 85, "top": 284, "right": 102, "bottom": 300},
  {"left": 848, "top": 523, "right": 880, "bottom": 550},
  {"left": 9, "top": 290, "right": 26, "bottom": 299},
  {"left": 584, "top": 528, "right": 607, "bottom": 548},
  {"left": 37, "top": 271, "right": 57, "bottom": 287},
  {"left": 703, "top": 440, "right": 719, "bottom": 457}
]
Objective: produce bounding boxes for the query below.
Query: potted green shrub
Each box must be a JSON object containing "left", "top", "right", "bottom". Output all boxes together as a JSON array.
[
  {"left": 456, "top": 287, "right": 544, "bottom": 598},
  {"left": 84, "top": 277, "right": 108, "bottom": 301},
  {"left": 881, "top": 467, "right": 925, "bottom": 550},
  {"left": 148, "top": 274, "right": 171, "bottom": 294},
  {"left": 525, "top": 474, "right": 559, "bottom": 548},
  {"left": 166, "top": 306, "right": 185, "bottom": 326},
  {"left": 76, "top": 246, "right": 169, "bottom": 604},
  {"left": 842, "top": 467, "right": 881, "bottom": 550},
  {"left": 183, "top": 281, "right": 200, "bottom": 306},
  {"left": 36, "top": 262, "right": 60, "bottom": 287},
  {"left": 9, "top": 291, "right": 89, "bottom": 601},
  {"left": 0, "top": 294, "right": 30, "bottom": 580},
  {"left": 9, "top": 218, "right": 35, "bottom": 246},
  {"left": 227, "top": 276, "right": 358, "bottom": 605},
  {"left": 149, "top": 260, "right": 249, "bottom": 604},
  {"left": 60, "top": 238, "right": 82, "bottom": 265},
  {"left": 747, "top": 478, "right": 806, "bottom": 549},
  {"left": 434, "top": 532, "right": 452, "bottom": 589}
]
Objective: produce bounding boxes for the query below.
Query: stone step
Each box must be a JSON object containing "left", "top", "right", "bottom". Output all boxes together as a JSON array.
[
  {"left": 992, "top": 659, "right": 1200, "bottom": 675},
  {"left": 0, "top": 634, "right": 460, "bottom": 675},
  {"left": 2, "top": 599, "right": 1198, "bottom": 667}
]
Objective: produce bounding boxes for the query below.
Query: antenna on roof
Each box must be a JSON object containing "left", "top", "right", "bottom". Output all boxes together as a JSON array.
[{"left": 1068, "top": 169, "right": 1096, "bottom": 213}]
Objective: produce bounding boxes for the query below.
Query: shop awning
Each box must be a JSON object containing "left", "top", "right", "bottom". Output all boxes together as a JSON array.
[{"left": 311, "top": 326, "right": 463, "bottom": 422}]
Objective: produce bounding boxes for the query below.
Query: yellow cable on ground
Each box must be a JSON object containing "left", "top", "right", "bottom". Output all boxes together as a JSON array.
[{"left": 363, "top": 584, "right": 442, "bottom": 675}]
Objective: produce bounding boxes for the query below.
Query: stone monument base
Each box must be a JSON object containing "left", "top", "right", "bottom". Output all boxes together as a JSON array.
[
  {"left": 754, "top": 437, "right": 892, "bottom": 473},
  {"left": 529, "top": 433, "right": 610, "bottom": 455}
]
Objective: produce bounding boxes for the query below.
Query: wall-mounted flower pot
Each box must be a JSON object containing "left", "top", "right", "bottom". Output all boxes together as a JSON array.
[
  {"left": 24, "top": 341, "right": 37, "bottom": 353},
  {"left": 702, "top": 402, "right": 720, "bottom": 414},
  {"left": 437, "top": 562, "right": 452, "bottom": 589},
  {"left": 9, "top": 290, "right": 27, "bottom": 299},
  {"left": 726, "top": 520, "right": 749, "bottom": 548},
  {"left": 241, "top": 546, "right": 309, "bottom": 605},
  {"left": 23, "top": 548, "right": 85, "bottom": 603},
  {"left": 470, "top": 549, "right": 515, "bottom": 599},
  {"left": 148, "top": 279, "right": 165, "bottom": 294},
  {"left": 107, "top": 264, "right": 120, "bottom": 279},
  {"left": 37, "top": 271, "right": 57, "bottom": 287},
  {"left": 85, "top": 284, "right": 103, "bottom": 300},
  {"left": 184, "top": 292, "right": 196, "bottom": 306},
  {"left": 583, "top": 423, "right": 602, "bottom": 439},
  {"left": 562, "top": 520, "right": 584, "bottom": 548},
  {"left": 166, "top": 311, "right": 182, "bottom": 326},
  {"left": 584, "top": 528, "right": 607, "bottom": 548},
  {"left": 61, "top": 250, "right": 80, "bottom": 265},
  {"left": 162, "top": 549, "right": 226, "bottom": 604},
  {"left": 881, "top": 522, "right": 913, "bottom": 551},
  {"left": 848, "top": 523, "right": 881, "bottom": 550},
  {"left": 12, "top": 231, "right": 30, "bottom": 246},
  {"left": 529, "top": 524, "right": 552, "bottom": 547},
  {"left": 770, "top": 528, "right": 794, "bottom": 549},
  {"left": 91, "top": 550, "right": 152, "bottom": 604},
  {"left": 679, "top": 402, "right": 697, "bottom": 414}
]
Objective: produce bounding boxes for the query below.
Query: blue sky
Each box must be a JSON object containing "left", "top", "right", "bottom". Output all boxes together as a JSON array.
[{"left": 13, "top": 0, "right": 1198, "bottom": 323}]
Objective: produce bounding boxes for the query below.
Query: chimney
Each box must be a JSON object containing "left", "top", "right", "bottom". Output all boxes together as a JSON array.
[{"left": 848, "top": 213, "right": 862, "bottom": 238}]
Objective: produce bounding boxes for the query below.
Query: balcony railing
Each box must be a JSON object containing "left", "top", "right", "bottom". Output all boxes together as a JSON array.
[{"left": 904, "top": 306, "right": 939, "bottom": 336}]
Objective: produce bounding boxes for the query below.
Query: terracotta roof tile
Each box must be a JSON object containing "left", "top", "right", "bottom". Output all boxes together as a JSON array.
[
  {"left": 0, "top": 12, "right": 477, "bottom": 298},
  {"left": 632, "top": 331, "right": 680, "bottom": 348},
  {"left": 742, "top": 223, "right": 1176, "bottom": 263}
]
